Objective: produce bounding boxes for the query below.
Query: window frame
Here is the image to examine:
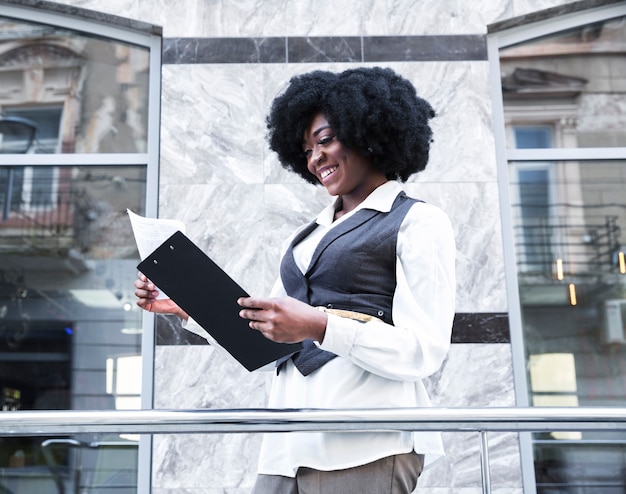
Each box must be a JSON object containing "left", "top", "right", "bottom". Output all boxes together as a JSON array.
[
  {"left": 0, "top": 3, "right": 162, "bottom": 492},
  {"left": 488, "top": 2, "right": 626, "bottom": 492}
]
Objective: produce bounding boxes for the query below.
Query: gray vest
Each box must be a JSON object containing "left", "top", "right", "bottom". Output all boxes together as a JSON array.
[{"left": 279, "top": 191, "right": 419, "bottom": 375}]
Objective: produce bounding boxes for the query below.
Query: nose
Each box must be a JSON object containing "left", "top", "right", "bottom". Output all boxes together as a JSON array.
[
  {"left": 306, "top": 151, "right": 320, "bottom": 177},
  {"left": 307, "top": 145, "right": 325, "bottom": 169}
]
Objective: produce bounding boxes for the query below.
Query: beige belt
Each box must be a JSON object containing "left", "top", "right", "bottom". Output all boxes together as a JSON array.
[{"left": 317, "top": 306, "right": 383, "bottom": 323}]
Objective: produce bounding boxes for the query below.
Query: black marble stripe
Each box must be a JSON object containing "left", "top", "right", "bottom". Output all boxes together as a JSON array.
[
  {"left": 157, "top": 312, "right": 510, "bottom": 345},
  {"left": 364, "top": 35, "right": 487, "bottom": 62},
  {"left": 452, "top": 313, "right": 510, "bottom": 343},
  {"left": 156, "top": 315, "right": 205, "bottom": 345},
  {"left": 162, "top": 35, "right": 487, "bottom": 65},
  {"left": 287, "top": 36, "right": 362, "bottom": 63},
  {"left": 162, "top": 37, "right": 285, "bottom": 64}
]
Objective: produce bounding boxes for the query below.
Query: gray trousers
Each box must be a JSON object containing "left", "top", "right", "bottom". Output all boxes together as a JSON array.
[{"left": 252, "top": 452, "right": 424, "bottom": 494}]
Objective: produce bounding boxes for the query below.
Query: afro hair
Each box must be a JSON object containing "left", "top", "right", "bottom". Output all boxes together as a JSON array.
[{"left": 266, "top": 66, "right": 435, "bottom": 184}]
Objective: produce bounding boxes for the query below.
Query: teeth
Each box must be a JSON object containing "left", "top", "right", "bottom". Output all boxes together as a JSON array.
[{"left": 321, "top": 166, "right": 337, "bottom": 179}]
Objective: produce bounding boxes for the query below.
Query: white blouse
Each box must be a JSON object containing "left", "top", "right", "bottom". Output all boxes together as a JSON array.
[{"left": 186, "top": 181, "right": 456, "bottom": 477}]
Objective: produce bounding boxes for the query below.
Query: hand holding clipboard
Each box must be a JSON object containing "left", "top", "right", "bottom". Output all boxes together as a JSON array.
[{"left": 137, "top": 230, "right": 301, "bottom": 372}]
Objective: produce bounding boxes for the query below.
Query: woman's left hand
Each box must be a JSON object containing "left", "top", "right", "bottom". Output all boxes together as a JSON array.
[{"left": 238, "top": 296, "right": 327, "bottom": 344}]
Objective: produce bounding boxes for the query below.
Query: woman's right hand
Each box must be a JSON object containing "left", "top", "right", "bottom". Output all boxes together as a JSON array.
[{"left": 134, "top": 272, "right": 189, "bottom": 320}]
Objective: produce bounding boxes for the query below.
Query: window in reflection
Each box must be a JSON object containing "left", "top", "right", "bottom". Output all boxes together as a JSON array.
[
  {"left": 0, "top": 16, "right": 150, "bottom": 154},
  {"left": 3, "top": 107, "right": 63, "bottom": 154},
  {"left": 501, "top": 15, "right": 626, "bottom": 149}
]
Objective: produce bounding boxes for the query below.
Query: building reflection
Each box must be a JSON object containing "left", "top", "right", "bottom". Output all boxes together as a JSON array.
[
  {"left": 500, "top": 15, "right": 626, "bottom": 493},
  {"left": 0, "top": 13, "right": 151, "bottom": 493}
]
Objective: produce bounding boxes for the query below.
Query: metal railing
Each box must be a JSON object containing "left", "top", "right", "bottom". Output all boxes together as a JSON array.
[{"left": 1, "top": 407, "right": 626, "bottom": 494}]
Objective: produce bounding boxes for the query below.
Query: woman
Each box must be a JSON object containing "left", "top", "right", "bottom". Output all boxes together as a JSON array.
[{"left": 136, "top": 66, "right": 456, "bottom": 493}]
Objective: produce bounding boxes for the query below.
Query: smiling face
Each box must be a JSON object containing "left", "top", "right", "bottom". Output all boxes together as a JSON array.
[{"left": 302, "top": 113, "right": 387, "bottom": 213}]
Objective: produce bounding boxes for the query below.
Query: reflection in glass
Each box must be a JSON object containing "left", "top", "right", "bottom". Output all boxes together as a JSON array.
[
  {"left": 0, "top": 16, "right": 150, "bottom": 154},
  {"left": 501, "top": 15, "right": 626, "bottom": 148},
  {"left": 510, "top": 158, "right": 626, "bottom": 492},
  {"left": 0, "top": 165, "right": 145, "bottom": 489},
  {"left": 1, "top": 434, "right": 138, "bottom": 492},
  {"left": 511, "top": 160, "right": 626, "bottom": 282},
  {"left": 501, "top": 24, "right": 626, "bottom": 490},
  {"left": 0, "top": 116, "right": 37, "bottom": 154}
]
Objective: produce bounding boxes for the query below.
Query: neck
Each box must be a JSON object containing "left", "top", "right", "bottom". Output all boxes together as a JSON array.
[{"left": 335, "top": 179, "right": 387, "bottom": 220}]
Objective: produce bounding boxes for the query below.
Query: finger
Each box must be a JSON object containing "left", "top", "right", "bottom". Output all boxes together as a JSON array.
[
  {"left": 134, "top": 278, "right": 155, "bottom": 291},
  {"left": 248, "top": 320, "right": 262, "bottom": 331},
  {"left": 137, "top": 272, "right": 156, "bottom": 288},
  {"left": 237, "top": 296, "right": 266, "bottom": 309},
  {"left": 239, "top": 308, "right": 261, "bottom": 321},
  {"left": 135, "top": 284, "right": 158, "bottom": 299}
]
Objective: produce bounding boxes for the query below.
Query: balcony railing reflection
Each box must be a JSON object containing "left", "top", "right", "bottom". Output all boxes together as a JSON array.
[
  {"left": 513, "top": 214, "right": 623, "bottom": 278},
  {"left": 1, "top": 407, "right": 626, "bottom": 494},
  {"left": 0, "top": 175, "right": 95, "bottom": 255}
]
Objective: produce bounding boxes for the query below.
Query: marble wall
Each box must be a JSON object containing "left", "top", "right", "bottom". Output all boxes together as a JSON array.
[
  {"left": 153, "top": 60, "right": 513, "bottom": 492},
  {"left": 52, "top": 0, "right": 578, "bottom": 492}
]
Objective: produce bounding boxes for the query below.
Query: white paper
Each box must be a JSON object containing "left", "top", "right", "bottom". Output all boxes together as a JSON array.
[{"left": 127, "top": 209, "right": 186, "bottom": 299}]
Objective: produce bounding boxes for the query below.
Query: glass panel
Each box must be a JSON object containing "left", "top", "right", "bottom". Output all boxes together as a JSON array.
[
  {"left": 0, "top": 16, "right": 150, "bottom": 154},
  {"left": 0, "top": 434, "right": 138, "bottom": 493},
  {"left": 501, "top": 15, "right": 626, "bottom": 148},
  {"left": 511, "top": 159, "right": 626, "bottom": 492},
  {"left": 0, "top": 165, "right": 146, "bottom": 491},
  {"left": 534, "top": 442, "right": 626, "bottom": 493}
]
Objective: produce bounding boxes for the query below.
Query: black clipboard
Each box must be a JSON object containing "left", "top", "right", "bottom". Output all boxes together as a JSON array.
[{"left": 137, "top": 230, "right": 301, "bottom": 371}]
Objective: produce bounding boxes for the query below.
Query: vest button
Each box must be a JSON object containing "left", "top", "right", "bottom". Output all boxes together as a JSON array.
[
  {"left": 327, "top": 303, "right": 333, "bottom": 309},
  {"left": 377, "top": 310, "right": 384, "bottom": 317}
]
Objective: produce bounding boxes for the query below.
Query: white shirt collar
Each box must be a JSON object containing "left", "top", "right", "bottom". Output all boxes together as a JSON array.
[{"left": 315, "top": 181, "right": 403, "bottom": 227}]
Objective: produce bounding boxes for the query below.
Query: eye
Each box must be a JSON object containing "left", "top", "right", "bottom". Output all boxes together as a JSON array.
[
  {"left": 302, "top": 133, "right": 335, "bottom": 159},
  {"left": 318, "top": 134, "right": 334, "bottom": 145}
]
